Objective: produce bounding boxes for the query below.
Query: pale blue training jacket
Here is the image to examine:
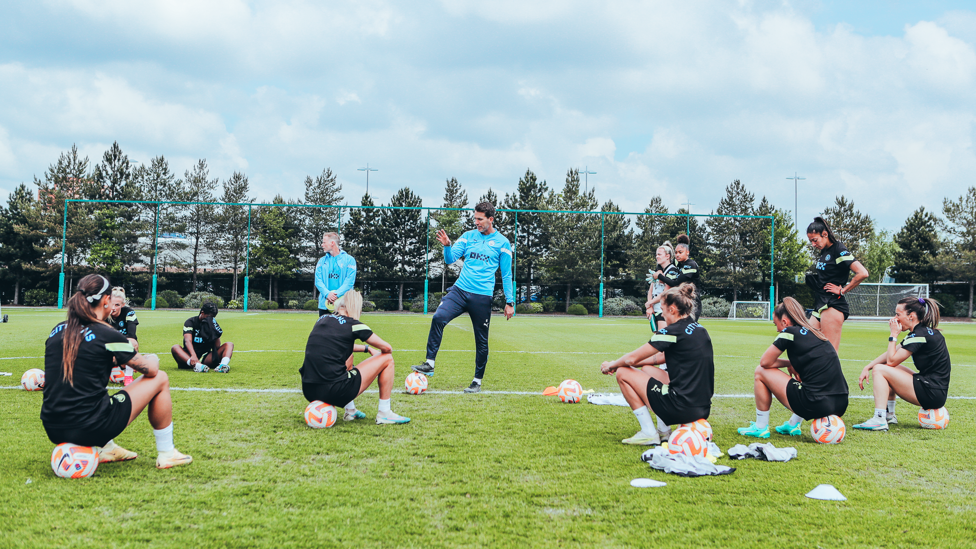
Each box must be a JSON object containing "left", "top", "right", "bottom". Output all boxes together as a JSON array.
[
  {"left": 314, "top": 251, "right": 357, "bottom": 309},
  {"left": 444, "top": 229, "right": 514, "bottom": 304}
]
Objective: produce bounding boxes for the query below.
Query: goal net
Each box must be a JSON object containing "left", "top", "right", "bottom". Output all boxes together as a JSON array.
[
  {"left": 729, "top": 301, "right": 771, "bottom": 320},
  {"left": 845, "top": 283, "right": 929, "bottom": 319}
]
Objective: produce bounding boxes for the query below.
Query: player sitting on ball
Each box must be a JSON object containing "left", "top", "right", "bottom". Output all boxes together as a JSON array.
[
  {"left": 171, "top": 302, "right": 234, "bottom": 373},
  {"left": 600, "top": 283, "right": 714, "bottom": 446},
  {"left": 301, "top": 290, "right": 410, "bottom": 425},
  {"left": 41, "top": 274, "right": 192, "bottom": 469},
  {"left": 737, "top": 297, "right": 849, "bottom": 438},
  {"left": 854, "top": 296, "right": 950, "bottom": 431}
]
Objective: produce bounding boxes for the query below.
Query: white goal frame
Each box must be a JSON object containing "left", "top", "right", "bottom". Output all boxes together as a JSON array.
[
  {"left": 845, "top": 283, "right": 929, "bottom": 320},
  {"left": 729, "top": 301, "right": 771, "bottom": 320}
]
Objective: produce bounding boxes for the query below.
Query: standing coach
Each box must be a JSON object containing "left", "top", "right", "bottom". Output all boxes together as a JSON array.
[
  {"left": 315, "top": 232, "right": 357, "bottom": 317},
  {"left": 411, "top": 201, "right": 514, "bottom": 393}
]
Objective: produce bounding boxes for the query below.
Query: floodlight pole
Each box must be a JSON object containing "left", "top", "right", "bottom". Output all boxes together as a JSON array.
[
  {"left": 58, "top": 200, "right": 68, "bottom": 309},
  {"left": 151, "top": 203, "right": 161, "bottom": 310},
  {"left": 357, "top": 164, "right": 378, "bottom": 195},
  {"left": 786, "top": 173, "right": 805, "bottom": 233},
  {"left": 581, "top": 167, "right": 596, "bottom": 194},
  {"left": 243, "top": 205, "right": 252, "bottom": 312}
]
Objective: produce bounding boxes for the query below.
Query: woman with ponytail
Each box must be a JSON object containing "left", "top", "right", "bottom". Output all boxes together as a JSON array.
[
  {"left": 601, "top": 283, "right": 714, "bottom": 445},
  {"left": 655, "top": 234, "right": 702, "bottom": 321},
  {"left": 41, "top": 274, "right": 192, "bottom": 469},
  {"left": 805, "top": 216, "right": 869, "bottom": 350},
  {"left": 854, "top": 297, "right": 950, "bottom": 431},
  {"left": 645, "top": 241, "right": 678, "bottom": 332},
  {"left": 737, "top": 297, "right": 849, "bottom": 438}
]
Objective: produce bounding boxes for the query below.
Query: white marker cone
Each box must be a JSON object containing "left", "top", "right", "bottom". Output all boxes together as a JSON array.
[{"left": 806, "top": 484, "right": 846, "bottom": 501}]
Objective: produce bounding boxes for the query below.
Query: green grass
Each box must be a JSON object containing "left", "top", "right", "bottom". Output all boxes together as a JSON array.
[{"left": 2, "top": 308, "right": 976, "bottom": 548}]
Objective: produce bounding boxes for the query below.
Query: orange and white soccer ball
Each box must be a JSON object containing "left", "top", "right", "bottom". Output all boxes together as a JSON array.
[
  {"left": 304, "top": 400, "right": 338, "bottom": 429},
  {"left": 557, "top": 379, "right": 583, "bottom": 403},
  {"left": 109, "top": 367, "right": 124, "bottom": 384},
  {"left": 405, "top": 372, "right": 428, "bottom": 395},
  {"left": 668, "top": 426, "right": 707, "bottom": 457},
  {"left": 811, "top": 415, "right": 846, "bottom": 444},
  {"left": 21, "top": 368, "right": 44, "bottom": 391},
  {"left": 689, "top": 418, "right": 712, "bottom": 442},
  {"left": 918, "top": 407, "right": 949, "bottom": 430},
  {"left": 51, "top": 443, "right": 98, "bottom": 479}
]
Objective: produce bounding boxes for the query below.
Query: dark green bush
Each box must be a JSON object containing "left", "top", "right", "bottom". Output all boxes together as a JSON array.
[
  {"left": 516, "top": 302, "right": 544, "bottom": 314},
  {"left": 158, "top": 290, "right": 184, "bottom": 308},
  {"left": 575, "top": 296, "right": 599, "bottom": 314},
  {"left": 25, "top": 289, "right": 57, "bottom": 306},
  {"left": 568, "top": 303, "right": 587, "bottom": 315},
  {"left": 362, "top": 300, "right": 376, "bottom": 312},
  {"left": 368, "top": 290, "right": 393, "bottom": 311},
  {"left": 144, "top": 297, "right": 169, "bottom": 308},
  {"left": 184, "top": 292, "right": 224, "bottom": 309},
  {"left": 540, "top": 296, "right": 558, "bottom": 312},
  {"left": 304, "top": 300, "right": 318, "bottom": 311}
]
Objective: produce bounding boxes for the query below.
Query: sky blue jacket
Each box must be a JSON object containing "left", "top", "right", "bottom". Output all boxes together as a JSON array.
[
  {"left": 314, "top": 251, "right": 357, "bottom": 309},
  {"left": 444, "top": 229, "right": 514, "bottom": 304}
]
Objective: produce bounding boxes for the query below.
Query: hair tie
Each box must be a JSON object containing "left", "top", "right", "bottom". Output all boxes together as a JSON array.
[
  {"left": 85, "top": 276, "right": 110, "bottom": 304},
  {"left": 918, "top": 298, "right": 925, "bottom": 304}
]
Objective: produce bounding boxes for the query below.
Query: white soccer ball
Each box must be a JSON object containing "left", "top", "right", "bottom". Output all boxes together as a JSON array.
[
  {"left": 668, "top": 426, "right": 707, "bottom": 457},
  {"left": 404, "top": 372, "right": 428, "bottom": 395},
  {"left": 304, "top": 400, "right": 337, "bottom": 429},
  {"left": 811, "top": 415, "right": 846, "bottom": 444},
  {"left": 689, "top": 418, "right": 712, "bottom": 443},
  {"left": 21, "top": 368, "right": 44, "bottom": 391},
  {"left": 51, "top": 443, "right": 99, "bottom": 479},
  {"left": 109, "top": 367, "right": 124, "bottom": 384},
  {"left": 918, "top": 407, "right": 949, "bottom": 430},
  {"left": 557, "top": 379, "right": 583, "bottom": 403}
]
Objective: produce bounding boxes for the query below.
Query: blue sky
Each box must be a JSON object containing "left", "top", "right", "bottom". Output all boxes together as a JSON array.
[{"left": 1, "top": 0, "right": 975, "bottom": 231}]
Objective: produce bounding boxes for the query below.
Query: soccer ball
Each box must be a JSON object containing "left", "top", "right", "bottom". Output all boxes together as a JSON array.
[
  {"left": 304, "top": 400, "right": 338, "bottom": 429},
  {"left": 811, "top": 415, "right": 846, "bottom": 444},
  {"left": 405, "top": 372, "right": 428, "bottom": 395},
  {"left": 668, "top": 426, "right": 707, "bottom": 457},
  {"left": 109, "top": 367, "right": 124, "bottom": 384},
  {"left": 918, "top": 407, "right": 949, "bottom": 430},
  {"left": 556, "top": 379, "right": 583, "bottom": 403},
  {"left": 689, "top": 418, "right": 712, "bottom": 442},
  {"left": 21, "top": 369, "right": 44, "bottom": 391},
  {"left": 51, "top": 443, "right": 98, "bottom": 479}
]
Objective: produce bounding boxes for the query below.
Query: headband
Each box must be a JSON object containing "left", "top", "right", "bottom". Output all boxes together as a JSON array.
[{"left": 85, "top": 276, "right": 110, "bottom": 304}]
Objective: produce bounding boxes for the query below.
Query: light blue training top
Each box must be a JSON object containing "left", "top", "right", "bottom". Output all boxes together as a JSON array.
[
  {"left": 314, "top": 251, "right": 357, "bottom": 309},
  {"left": 444, "top": 229, "right": 514, "bottom": 304}
]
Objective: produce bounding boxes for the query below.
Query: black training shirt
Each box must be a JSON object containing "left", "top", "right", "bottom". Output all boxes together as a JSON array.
[
  {"left": 41, "top": 321, "right": 136, "bottom": 429},
  {"left": 773, "top": 326, "right": 848, "bottom": 398},
  {"left": 664, "top": 258, "right": 700, "bottom": 289},
  {"left": 901, "top": 324, "right": 951, "bottom": 391},
  {"left": 183, "top": 315, "right": 223, "bottom": 355},
  {"left": 301, "top": 314, "right": 374, "bottom": 384},
  {"left": 648, "top": 316, "right": 714, "bottom": 412},
  {"left": 109, "top": 306, "right": 139, "bottom": 339},
  {"left": 808, "top": 241, "right": 855, "bottom": 293}
]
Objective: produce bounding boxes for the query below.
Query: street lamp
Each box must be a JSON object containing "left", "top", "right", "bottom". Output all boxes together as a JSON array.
[
  {"left": 786, "top": 172, "right": 805, "bottom": 233},
  {"left": 358, "top": 163, "right": 378, "bottom": 195},
  {"left": 580, "top": 166, "right": 596, "bottom": 194}
]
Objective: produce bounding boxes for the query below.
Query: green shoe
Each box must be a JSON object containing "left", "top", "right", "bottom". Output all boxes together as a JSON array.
[
  {"left": 737, "top": 422, "right": 771, "bottom": 439},
  {"left": 774, "top": 420, "right": 802, "bottom": 436}
]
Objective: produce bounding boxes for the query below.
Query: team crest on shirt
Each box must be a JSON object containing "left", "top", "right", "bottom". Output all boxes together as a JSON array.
[
  {"left": 488, "top": 240, "right": 497, "bottom": 247},
  {"left": 825, "top": 254, "right": 831, "bottom": 261},
  {"left": 113, "top": 393, "right": 126, "bottom": 404}
]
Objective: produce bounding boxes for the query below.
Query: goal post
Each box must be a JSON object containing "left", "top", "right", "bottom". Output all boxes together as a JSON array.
[
  {"left": 845, "top": 283, "right": 929, "bottom": 319},
  {"left": 729, "top": 301, "right": 771, "bottom": 320}
]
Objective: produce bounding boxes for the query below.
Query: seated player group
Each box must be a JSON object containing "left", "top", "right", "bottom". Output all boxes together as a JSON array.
[{"left": 37, "top": 209, "right": 954, "bottom": 476}]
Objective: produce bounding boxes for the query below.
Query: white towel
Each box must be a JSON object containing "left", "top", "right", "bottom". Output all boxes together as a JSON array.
[
  {"left": 641, "top": 446, "right": 735, "bottom": 477},
  {"left": 727, "top": 442, "right": 798, "bottom": 462}
]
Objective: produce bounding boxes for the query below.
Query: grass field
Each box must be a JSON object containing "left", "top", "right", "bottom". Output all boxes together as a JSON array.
[{"left": 2, "top": 307, "right": 976, "bottom": 548}]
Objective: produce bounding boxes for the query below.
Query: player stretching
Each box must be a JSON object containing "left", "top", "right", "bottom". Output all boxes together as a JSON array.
[
  {"left": 805, "top": 216, "right": 869, "bottom": 350},
  {"left": 314, "top": 232, "right": 357, "bottom": 317},
  {"left": 171, "top": 303, "right": 234, "bottom": 373},
  {"left": 411, "top": 201, "right": 514, "bottom": 393}
]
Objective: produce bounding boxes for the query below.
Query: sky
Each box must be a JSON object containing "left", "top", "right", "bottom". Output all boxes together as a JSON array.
[{"left": 1, "top": 0, "right": 975, "bottom": 231}]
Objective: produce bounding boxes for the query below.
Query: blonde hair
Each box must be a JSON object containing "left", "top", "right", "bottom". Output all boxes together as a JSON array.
[
  {"left": 322, "top": 232, "right": 340, "bottom": 245},
  {"left": 337, "top": 291, "right": 363, "bottom": 320}
]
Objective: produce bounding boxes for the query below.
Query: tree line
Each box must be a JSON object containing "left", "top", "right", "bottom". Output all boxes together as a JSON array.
[{"left": 2, "top": 143, "right": 975, "bottom": 315}]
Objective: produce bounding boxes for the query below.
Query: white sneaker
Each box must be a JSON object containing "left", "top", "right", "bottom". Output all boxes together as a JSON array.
[
  {"left": 343, "top": 409, "right": 366, "bottom": 421},
  {"left": 156, "top": 449, "right": 193, "bottom": 469},
  {"left": 98, "top": 444, "right": 138, "bottom": 463},
  {"left": 657, "top": 427, "right": 673, "bottom": 441},
  {"left": 886, "top": 413, "right": 898, "bottom": 424},
  {"left": 376, "top": 411, "right": 411, "bottom": 425},
  {"left": 622, "top": 430, "right": 661, "bottom": 446},
  {"left": 193, "top": 363, "right": 209, "bottom": 373},
  {"left": 853, "top": 415, "right": 889, "bottom": 431}
]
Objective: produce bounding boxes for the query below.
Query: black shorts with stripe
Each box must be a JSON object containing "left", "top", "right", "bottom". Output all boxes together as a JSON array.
[
  {"left": 785, "top": 380, "right": 848, "bottom": 420},
  {"left": 812, "top": 293, "right": 850, "bottom": 321},
  {"left": 913, "top": 375, "right": 948, "bottom": 410},
  {"left": 302, "top": 368, "right": 362, "bottom": 408},
  {"left": 44, "top": 390, "right": 133, "bottom": 447},
  {"left": 645, "top": 378, "right": 709, "bottom": 426}
]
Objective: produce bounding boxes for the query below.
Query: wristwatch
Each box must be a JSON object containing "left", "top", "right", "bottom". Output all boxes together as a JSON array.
[
  {"left": 506, "top": 302, "right": 515, "bottom": 307},
  {"left": 363, "top": 343, "right": 370, "bottom": 353},
  {"left": 888, "top": 337, "right": 896, "bottom": 342}
]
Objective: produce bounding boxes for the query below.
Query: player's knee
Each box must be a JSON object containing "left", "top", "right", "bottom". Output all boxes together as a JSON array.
[
  {"left": 155, "top": 369, "right": 170, "bottom": 386},
  {"left": 754, "top": 365, "right": 765, "bottom": 378}
]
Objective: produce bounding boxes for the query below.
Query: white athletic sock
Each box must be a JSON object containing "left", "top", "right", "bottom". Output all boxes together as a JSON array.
[
  {"left": 887, "top": 400, "right": 896, "bottom": 414},
  {"left": 345, "top": 401, "right": 357, "bottom": 411},
  {"left": 755, "top": 409, "right": 770, "bottom": 429},
  {"left": 220, "top": 357, "right": 230, "bottom": 366},
  {"left": 378, "top": 399, "right": 391, "bottom": 413},
  {"left": 656, "top": 416, "right": 670, "bottom": 433},
  {"left": 633, "top": 406, "right": 654, "bottom": 434},
  {"left": 187, "top": 359, "right": 193, "bottom": 367},
  {"left": 426, "top": 359, "right": 435, "bottom": 367},
  {"left": 659, "top": 363, "right": 667, "bottom": 372},
  {"left": 153, "top": 423, "right": 175, "bottom": 453},
  {"left": 788, "top": 413, "right": 804, "bottom": 427},
  {"left": 874, "top": 408, "right": 886, "bottom": 418},
  {"left": 472, "top": 378, "right": 482, "bottom": 385}
]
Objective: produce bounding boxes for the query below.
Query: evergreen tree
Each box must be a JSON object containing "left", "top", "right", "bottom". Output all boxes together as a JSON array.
[
  {"left": 500, "top": 169, "right": 550, "bottom": 299},
  {"left": 92, "top": 142, "right": 141, "bottom": 272},
  {"left": 344, "top": 193, "right": 391, "bottom": 296},
  {"left": 754, "top": 199, "right": 810, "bottom": 299},
  {"left": 383, "top": 188, "right": 425, "bottom": 310},
  {"left": 542, "top": 169, "right": 600, "bottom": 311},
  {"left": 253, "top": 195, "right": 301, "bottom": 302},
  {"left": 212, "top": 172, "right": 253, "bottom": 301},
  {"left": 600, "top": 200, "right": 633, "bottom": 284},
  {"left": 302, "top": 168, "right": 343, "bottom": 268},
  {"left": 821, "top": 196, "right": 874, "bottom": 259},
  {"left": 630, "top": 196, "right": 670, "bottom": 281},
  {"left": 933, "top": 187, "right": 976, "bottom": 317},
  {"left": 134, "top": 155, "right": 187, "bottom": 299},
  {"left": 705, "top": 180, "right": 760, "bottom": 301},
  {"left": 430, "top": 177, "right": 470, "bottom": 292},
  {"left": 182, "top": 159, "right": 218, "bottom": 289},
  {"left": 0, "top": 184, "right": 44, "bottom": 304},
  {"left": 893, "top": 207, "right": 940, "bottom": 284}
]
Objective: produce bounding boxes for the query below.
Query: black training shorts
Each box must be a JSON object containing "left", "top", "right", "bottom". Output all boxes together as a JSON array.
[
  {"left": 812, "top": 293, "right": 850, "bottom": 321},
  {"left": 44, "top": 390, "right": 133, "bottom": 447},
  {"left": 785, "top": 380, "right": 848, "bottom": 420},
  {"left": 302, "top": 368, "right": 362, "bottom": 409},
  {"left": 913, "top": 375, "right": 948, "bottom": 410},
  {"left": 645, "top": 378, "right": 709, "bottom": 426}
]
